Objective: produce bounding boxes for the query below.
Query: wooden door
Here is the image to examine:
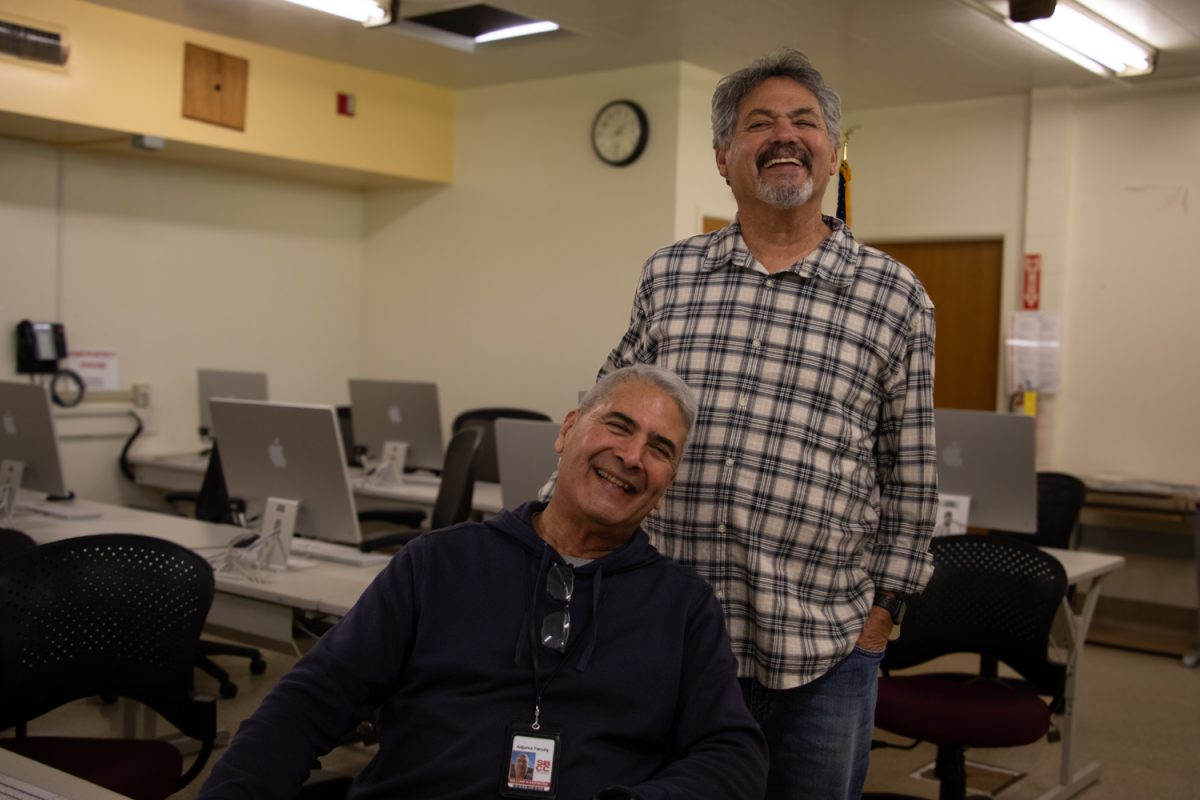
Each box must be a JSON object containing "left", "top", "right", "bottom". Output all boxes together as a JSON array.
[{"left": 870, "top": 240, "right": 1003, "bottom": 411}]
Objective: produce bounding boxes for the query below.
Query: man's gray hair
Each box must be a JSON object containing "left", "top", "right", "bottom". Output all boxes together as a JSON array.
[
  {"left": 711, "top": 48, "right": 842, "bottom": 151},
  {"left": 581, "top": 365, "right": 698, "bottom": 443}
]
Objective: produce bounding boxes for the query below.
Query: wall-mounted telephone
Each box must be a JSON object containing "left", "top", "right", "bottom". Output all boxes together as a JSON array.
[{"left": 16, "top": 320, "right": 68, "bottom": 374}]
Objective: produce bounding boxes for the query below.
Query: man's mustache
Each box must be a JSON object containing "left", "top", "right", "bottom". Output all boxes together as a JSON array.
[{"left": 756, "top": 145, "right": 813, "bottom": 171}]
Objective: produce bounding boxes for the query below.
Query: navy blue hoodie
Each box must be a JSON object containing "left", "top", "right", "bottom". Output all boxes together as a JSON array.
[{"left": 200, "top": 502, "right": 767, "bottom": 799}]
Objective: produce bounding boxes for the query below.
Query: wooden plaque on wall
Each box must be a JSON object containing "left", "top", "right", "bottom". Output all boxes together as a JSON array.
[{"left": 182, "top": 43, "right": 248, "bottom": 131}]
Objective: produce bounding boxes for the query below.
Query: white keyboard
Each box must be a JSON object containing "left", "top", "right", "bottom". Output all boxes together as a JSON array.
[
  {"left": 16, "top": 502, "right": 102, "bottom": 521},
  {"left": 288, "top": 538, "right": 391, "bottom": 567}
]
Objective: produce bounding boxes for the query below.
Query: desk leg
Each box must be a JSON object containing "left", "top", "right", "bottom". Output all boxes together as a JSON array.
[{"left": 1038, "top": 577, "right": 1106, "bottom": 800}]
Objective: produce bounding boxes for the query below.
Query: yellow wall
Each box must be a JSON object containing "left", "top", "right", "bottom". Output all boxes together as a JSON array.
[{"left": 0, "top": 0, "right": 453, "bottom": 184}]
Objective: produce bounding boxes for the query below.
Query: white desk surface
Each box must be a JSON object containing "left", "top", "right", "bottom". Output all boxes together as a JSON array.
[
  {"left": 1, "top": 748, "right": 132, "bottom": 800},
  {"left": 10, "top": 492, "right": 384, "bottom": 620},
  {"left": 1041, "top": 546, "right": 1125, "bottom": 585},
  {"left": 127, "top": 450, "right": 504, "bottom": 515}
]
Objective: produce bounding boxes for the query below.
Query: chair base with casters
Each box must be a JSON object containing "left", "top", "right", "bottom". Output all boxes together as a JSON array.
[{"left": 195, "top": 639, "right": 268, "bottom": 698}]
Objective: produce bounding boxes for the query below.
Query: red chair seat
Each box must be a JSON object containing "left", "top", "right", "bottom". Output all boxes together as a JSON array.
[
  {"left": 1, "top": 737, "right": 183, "bottom": 800},
  {"left": 876, "top": 673, "right": 1051, "bottom": 749}
]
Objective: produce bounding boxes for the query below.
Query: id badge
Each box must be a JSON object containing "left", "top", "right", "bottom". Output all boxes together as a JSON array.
[{"left": 500, "top": 722, "right": 561, "bottom": 798}]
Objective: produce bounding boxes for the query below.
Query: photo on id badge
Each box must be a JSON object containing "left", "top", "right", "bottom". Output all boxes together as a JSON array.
[{"left": 503, "top": 730, "right": 557, "bottom": 796}]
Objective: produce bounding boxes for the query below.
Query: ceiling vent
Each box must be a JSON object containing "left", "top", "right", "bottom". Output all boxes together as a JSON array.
[{"left": 0, "top": 19, "right": 69, "bottom": 66}]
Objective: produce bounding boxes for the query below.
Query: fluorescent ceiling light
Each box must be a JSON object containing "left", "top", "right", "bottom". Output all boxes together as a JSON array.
[
  {"left": 281, "top": 0, "right": 392, "bottom": 27},
  {"left": 474, "top": 20, "right": 559, "bottom": 43},
  {"left": 967, "top": 0, "right": 1156, "bottom": 78}
]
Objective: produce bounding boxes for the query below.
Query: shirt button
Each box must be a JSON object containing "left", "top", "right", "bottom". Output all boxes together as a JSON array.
[
  {"left": 752, "top": 339, "right": 762, "bottom": 348},
  {"left": 718, "top": 524, "right": 727, "bottom": 533},
  {"left": 738, "top": 396, "right": 748, "bottom": 409},
  {"left": 725, "top": 457, "right": 734, "bottom": 467}
]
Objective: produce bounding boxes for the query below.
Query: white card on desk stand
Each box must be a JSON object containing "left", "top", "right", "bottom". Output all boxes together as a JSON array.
[
  {"left": 933, "top": 493, "right": 971, "bottom": 536},
  {"left": 376, "top": 440, "right": 409, "bottom": 486},
  {"left": 257, "top": 497, "right": 298, "bottom": 571},
  {"left": 0, "top": 460, "right": 24, "bottom": 521}
]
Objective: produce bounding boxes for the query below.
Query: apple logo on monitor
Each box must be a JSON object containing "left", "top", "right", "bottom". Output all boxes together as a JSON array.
[
  {"left": 387, "top": 403, "right": 403, "bottom": 425},
  {"left": 942, "top": 441, "right": 963, "bottom": 469},
  {"left": 1, "top": 411, "right": 15, "bottom": 436},
  {"left": 268, "top": 437, "right": 287, "bottom": 469}
]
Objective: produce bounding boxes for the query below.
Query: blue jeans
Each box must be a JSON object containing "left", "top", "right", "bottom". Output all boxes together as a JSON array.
[{"left": 740, "top": 646, "right": 883, "bottom": 800}]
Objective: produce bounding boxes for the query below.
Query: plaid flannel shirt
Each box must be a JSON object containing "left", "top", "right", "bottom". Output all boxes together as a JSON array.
[{"left": 601, "top": 217, "right": 937, "bottom": 689}]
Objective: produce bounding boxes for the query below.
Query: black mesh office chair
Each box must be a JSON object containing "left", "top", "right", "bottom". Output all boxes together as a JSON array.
[
  {"left": 359, "top": 426, "right": 484, "bottom": 552},
  {"left": 175, "top": 442, "right": 267, "bottom": 698},
  {"left": 0, "top": 534, "right": 218, "bottom": 800},
  {"left": 993, "top": 471, "right": 1087, "bottom": 550},
  {"left": 869, "top": 535, "right": 1067, "bottom": 800},
  {"left": 451, "top": 407, "right": 552, "bottom": 484}
]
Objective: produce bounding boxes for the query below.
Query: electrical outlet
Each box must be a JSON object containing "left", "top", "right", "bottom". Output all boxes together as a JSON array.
[{"left": 132, "top": 382, "right": 152, "bottom": 408}]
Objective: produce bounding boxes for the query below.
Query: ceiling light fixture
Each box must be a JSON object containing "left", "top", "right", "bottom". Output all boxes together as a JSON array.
[
  {"left": 965, "top": 0, "right": 1156, "bottom": 78},
  {"left": 473, "top": 20, "right": 559, "bottom": 44},
  {"left": 280, "top": 0, "right": 394, "bottom": 27}
]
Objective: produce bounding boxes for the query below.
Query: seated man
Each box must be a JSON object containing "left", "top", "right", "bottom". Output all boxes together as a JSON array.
[{"left": 199, "top": 365, "right": 768, "bottom": 800}]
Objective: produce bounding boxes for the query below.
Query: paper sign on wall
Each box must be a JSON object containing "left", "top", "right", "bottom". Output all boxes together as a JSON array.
[
  {"left": 64, "top": 348, "right": 119, "bottom": 390},
  {"left": 1006, "top": 311, "right": 1061, "bottom": 395}
]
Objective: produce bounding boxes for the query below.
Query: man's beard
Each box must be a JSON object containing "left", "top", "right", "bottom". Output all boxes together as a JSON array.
[{"left": 755, "top": 175, "right": 813, "bottom": 209}]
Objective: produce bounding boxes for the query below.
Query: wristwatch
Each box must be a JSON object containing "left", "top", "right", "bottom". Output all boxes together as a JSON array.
[
  {"left": 873, "top": 593, "right": 907, "bottom": 625},
  {"left": 873, "top": 593, "right": 907, "bottom": 641}
]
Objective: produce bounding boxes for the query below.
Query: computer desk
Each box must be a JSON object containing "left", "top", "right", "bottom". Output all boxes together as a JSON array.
[
  {"left": 1031, "top": 546, "right": 1125, "bottom": 800},
  {"left": 1, "top": 748, "right": 133, "bottom": 800},
  {"left": 10, "top": 492, "right": 385, "bottom": 654},
  {"left": 126, "top": 450, "right": 505, "bottom": 516}
]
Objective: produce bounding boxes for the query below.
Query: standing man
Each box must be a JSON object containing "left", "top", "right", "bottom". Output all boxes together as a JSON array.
[{"left": 600, "top": 49, "right": 937, "bottom": 798}]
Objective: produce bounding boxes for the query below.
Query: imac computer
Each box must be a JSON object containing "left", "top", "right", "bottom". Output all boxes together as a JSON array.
[
  {"left": 197, "top": 369, "right": 268, "bottom": 439},
  {"left": 0, "top": 380, "right": 69, "bottom": 497},
  {"left": 209, "top": 398, "right": 362, "bottom": 546},
  {"left": 495, "top": 418, "right": 560, "bottom": 509},
  {"left": 348, "top": 379, "right": 444, "bottom": 472},
  {"left": 935, "top": 408, "right": 1037, "bottom": 533}
]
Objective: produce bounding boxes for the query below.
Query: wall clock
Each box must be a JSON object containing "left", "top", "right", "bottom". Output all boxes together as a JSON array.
[{"left": 591, "top": 100, "right": 649, "bottom": 167}]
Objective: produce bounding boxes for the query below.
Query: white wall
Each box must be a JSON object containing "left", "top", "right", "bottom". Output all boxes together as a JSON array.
[
  {"left": 673, "top": 63, "right": 737, "bottom": 239},
  {"left": 359, "top": 63, "right": 695, "bottom": 430},
  {"left": 1, "top": 137, "right": 365, "bottom": 503},
  {"left": 838, "top": 86, "right": 1200, "bottom": 488},
  {"left": 1054, "top": 81, "right": 1200, "bottom": 485}
]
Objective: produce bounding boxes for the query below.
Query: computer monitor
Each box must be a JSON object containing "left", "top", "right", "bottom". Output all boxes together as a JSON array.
[
  {"left": 197, "top": 369, "right": 268, "bottom": 438},
  {"left": 935, "top": 408, "right": 1037, "bottom": 533},
  {"left": 209, "top": 398, "right": 362, "bottom": 545},
  {"left": 348, "top": 379, "right": 444, "bottom": 472},
  {"left": 495, "top": 418, "right": 561, "bottom": 509},
  {"left": 0, "top": 381, "right": 69, "bottom": 497}
]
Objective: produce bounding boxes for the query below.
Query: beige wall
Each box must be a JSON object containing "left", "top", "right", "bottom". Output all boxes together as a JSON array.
[
  {"left": 0, "top": 137, "right": 365, "bottom": 503},
  {"left": 1054, "top": 81, "right": 1200, "bottom": 484},
  {"left": 358, "top": 63, "right": 697, "bottom": 429}
]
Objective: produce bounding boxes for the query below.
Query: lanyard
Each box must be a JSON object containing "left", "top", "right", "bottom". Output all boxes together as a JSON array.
[{"left": 525, "top": 558, "right": 596, "bottom": 731}]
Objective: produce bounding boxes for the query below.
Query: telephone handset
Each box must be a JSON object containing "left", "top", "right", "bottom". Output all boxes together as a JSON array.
[{"left": 16, "top": 320, "right": 68, "bottom": 374}]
